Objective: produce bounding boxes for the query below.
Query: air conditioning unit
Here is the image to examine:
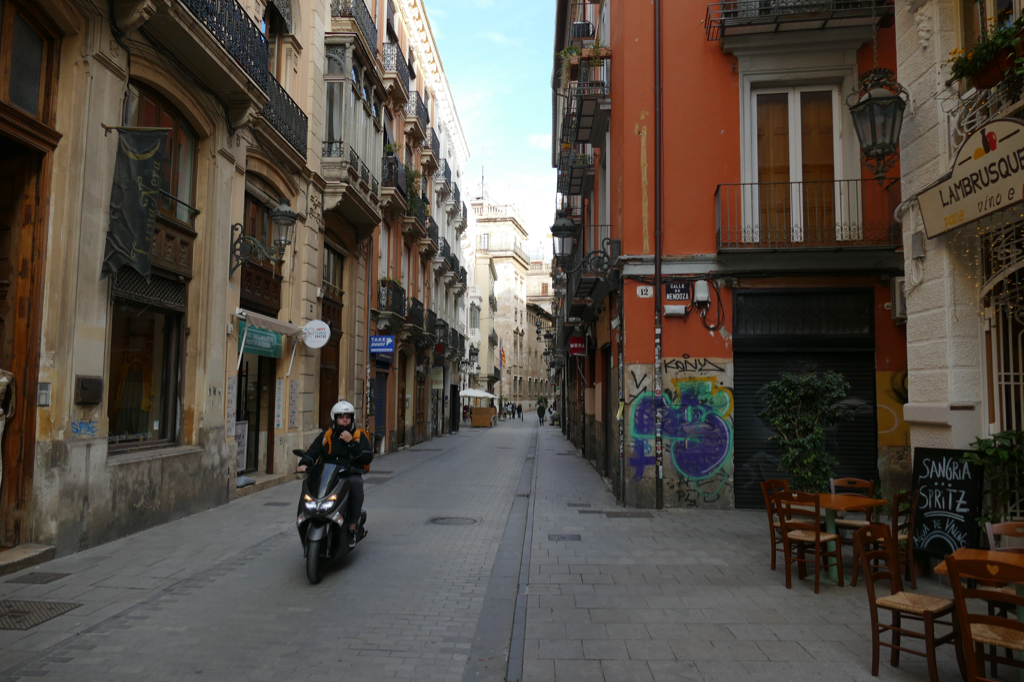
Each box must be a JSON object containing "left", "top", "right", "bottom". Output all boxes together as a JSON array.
[{"left": 891, "top": 277, "right": 907, "bottom": 323}]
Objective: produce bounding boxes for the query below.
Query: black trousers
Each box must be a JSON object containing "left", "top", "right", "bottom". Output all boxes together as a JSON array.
[{"left": 343, "top": 474, "right": 364, "bottom": 526}]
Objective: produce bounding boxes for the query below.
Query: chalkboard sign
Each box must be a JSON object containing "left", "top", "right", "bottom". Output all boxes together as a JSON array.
[{"left": 912, "top": 447, "right": 985, "bottom": 557}]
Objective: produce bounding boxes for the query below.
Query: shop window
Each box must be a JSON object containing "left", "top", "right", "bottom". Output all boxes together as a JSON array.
[
  {"left": 107, "top": 300, "right": 182, "bottom": 448},
  {"left": 123, "top": 83, "right": 198, "bottom": 225},
  {"left": 0, "top": 1, "right": 58, "bottom": 122}
]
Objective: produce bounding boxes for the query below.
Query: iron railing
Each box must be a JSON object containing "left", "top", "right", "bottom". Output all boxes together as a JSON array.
[
  {"left": 180, "top": 0, "right": 269, "bottom": 92},
  {"left": 436, "top": 318, "right": 449, "bottom": 343},
  {"left": 407, "top": 91, "right": 430, "bottom": 130},
  {"left": 704, "top": 0, "right": 894, "bottom": 41},
  {"left": 408, "top": 195, "right": 426, "bottom": 225},
  {"left": 478, "top": 238, "right": 530, "bottom": 263},
  {"left": 382, "top": 42, "right": 410, "bottom": 94},
  {"left": 436, "top": 159, "right": 452, "bottom": 188},
  {"left": 440, "top": 237, "right": 451, "bottom": 261},
  {"left": 425, "top": 214, "right": 438, "bottom": 238},
  {"left": 424, "top": 127, "right": 440, "bottom": 157},
  {"left": 715, "top": 179, "right": 902, "bottom": 250},
  {"left": 449, "top": 327, "right": 459, "bottom": 348},
  {"left": 382, "top": 156, "right": 407, "bottom": 197},
  {"left": 331, "top": 0, "right": 379, "bottom": 57},
  {"left": 261, "top": 76, "right": 308, "bottom": 156},
  {"left": 408, "top": 297, "right": 424, "bottom": 328},
  {"left": 349, "top": 146, "right": 359, "bottom": 168},
  {"left": 459, "top": 266, "right": 466, "bottom": 284},
  {"left": 371, "top": 176, "right": 378, "bottom": 196},
  {"left": 489, "top": 293, "right": 498, "bottom": 311},
  {"left": 568, "top": 1, "right": 598, "bottom": 46},
  {"left": 378, "top": 279, "right": 406, "bottom": 316},
  {"left": 426, "top": 308, "right": 437, "bottom": 335},
  {"left": 489, "top": 329, "right": 499, "bottom": 345},
  {"left": 452, "top": 182, "right": 460, "bottom": 207},
  {"left": 462, "top": 202, "right": 467, "bottom": 222},
  {"left": 323, "top": 141, "right": 344, "bottom": 157},
  {"left": 360, "top": 161, "right": 370, "bottom": 184}
]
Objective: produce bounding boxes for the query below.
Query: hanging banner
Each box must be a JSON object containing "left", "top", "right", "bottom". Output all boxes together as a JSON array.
[
  {"left": 569, "top": 335, "right": 586, "bottom": 356},
  {"left": 100, "top": 128, "right": 171, "bottom": 281},
  {"left": 238, "top": 321, "right": 283, "bottom": 358},
  {"left": 918, "top": 118, "right": 1024, "bottom": 239},
  {"left": 370, "top": 335, "right": 395, "bottom": 353}
]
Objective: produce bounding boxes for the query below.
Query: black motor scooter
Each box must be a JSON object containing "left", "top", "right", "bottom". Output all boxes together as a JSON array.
[{"left": 293, "top": 449, "right": 367, "bottom": 584}]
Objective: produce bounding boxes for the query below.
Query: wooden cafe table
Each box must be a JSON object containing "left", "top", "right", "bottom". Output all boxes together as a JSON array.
[{"left": 815, "top": 494, "right": 888, "bottom": 583}]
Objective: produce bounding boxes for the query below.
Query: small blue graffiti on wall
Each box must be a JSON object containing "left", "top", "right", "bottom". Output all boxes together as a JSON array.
[
  {"left": 71, "top": 420, "right": 98, "bottom": 439},
  {"left": 629, "top": 439, "right": 656, "bottom": 482}
]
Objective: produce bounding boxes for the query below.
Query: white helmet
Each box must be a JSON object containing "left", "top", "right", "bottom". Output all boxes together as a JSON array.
[{"left": 331, "top": 400, "right": 356, "bottom": 422}]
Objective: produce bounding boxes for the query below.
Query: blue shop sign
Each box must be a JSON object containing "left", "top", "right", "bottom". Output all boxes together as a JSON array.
[{"left": 370, "top": 335, "right": 395, "bottom": 354}]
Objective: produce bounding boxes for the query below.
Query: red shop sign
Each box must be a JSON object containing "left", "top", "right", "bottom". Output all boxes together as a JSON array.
[{"left": 569, "top": 335, "right": 586, "bottom": 356}]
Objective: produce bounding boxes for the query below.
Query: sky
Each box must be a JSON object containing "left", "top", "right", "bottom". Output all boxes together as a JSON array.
[{"left": 423, "top": 0, "right": 556, "bottom": 260}]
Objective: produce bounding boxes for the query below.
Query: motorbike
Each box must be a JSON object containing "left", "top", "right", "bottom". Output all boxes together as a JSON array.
[{"left": 293, "top": 449, "right": 367, "bottom": 584}]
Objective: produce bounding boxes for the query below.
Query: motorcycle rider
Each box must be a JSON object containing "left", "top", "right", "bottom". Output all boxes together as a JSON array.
[{"left": 297, "top": 401, "right": 372, "bottom": 548}]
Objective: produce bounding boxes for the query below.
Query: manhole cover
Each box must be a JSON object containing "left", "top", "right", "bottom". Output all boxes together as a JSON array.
[
  {"left": 548, "top": 534, "right": 582, "bottom": 541},
  {"left": 0, "top": 600, "right": 80, "bottom": 630},
  {"left": 567, "top": 503, "right": 591, "bottom": 508},
  {"left": 430, "top": 517, "right": 477, "bottom": 525},
  {"left": 6, "top": 573, "right": 69, "bottom": 585},
  {"left": 264, "top": 502, "right": 290, "bottom": 507},
  {"left": 605, "top": 511, "right": 653, "bottom": 519}
]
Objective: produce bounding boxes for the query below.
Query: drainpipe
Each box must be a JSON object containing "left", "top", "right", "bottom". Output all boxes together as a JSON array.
[
  {"left": 365, "top": 235, "right": 375, "bottom": 436},
  {"left": 653, "top": 0, "right": 664, "bottom": 510},
  {"left": 617, "top": 295, "right": 625, "bottom": 504}
]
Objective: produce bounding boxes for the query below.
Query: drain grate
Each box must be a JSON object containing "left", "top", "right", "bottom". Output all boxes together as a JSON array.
[
  {"left": 566, "top": 503, "right": 591, "bottom": 508},
  {"left": 548, "top": 534, "right": 582, "bottom": 541},
  {"left": 264, "top": 502, "right": 290, "bottom": 507},
  {"left": 605, "top": 511, "right": 654, "bottom": 519},
  {"left": 578, "top": 510, "right": 605, "bottom": 514},
  {"left": 516, "top": 493, "right": 530, "bottom": 498},
  {"left": 6, "top": 573, "right": 69, "bottom": 585},
  {"left": 430, "top": 517, "right": 477, "bottom": 525},
  {"left": 0, "top": 600, "right": 81, "bottom": 630},
  {"left": 556, "top": 452, "right": 577, "bottom": 456}
]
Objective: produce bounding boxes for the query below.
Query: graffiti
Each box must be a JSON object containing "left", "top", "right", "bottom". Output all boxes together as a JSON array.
[
  {"left": 629, "top": 438, "right": 656, "bottom": 481},
  {"left": 670, "top": 476, "right": 726, "bottom": 507},
  {"left": 663, "top": 357, "right": 726, "bottom": 374},
  {"left": 630, "top": 376, "right": 734, "bottom": 498},
  {"left": 629, "top": 369, "right": 648, "bottom": 393},
  {"left": 71, "top": 420, "right": 98, "bottom": 439}
]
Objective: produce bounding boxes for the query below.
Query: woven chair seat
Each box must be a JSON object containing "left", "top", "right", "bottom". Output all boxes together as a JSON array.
[
  {"left": 787, "top": 530, "right": 838, "bottom": 543},
  {"left": 971, "top": 623, "right": 1024, "bottom": 650},
  {"left": 875, "top": 591, "right": 953, "bottom": 615},
  {"left": 835, "top": 518, "right": 871, "bottom": 530}
]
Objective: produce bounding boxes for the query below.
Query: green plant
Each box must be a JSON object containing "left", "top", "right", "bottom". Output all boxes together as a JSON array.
[
  {"left": 557, "top": 46, "right": 582, "bottom": 88},
  {"left": 759, "top": 372, "right": 854, "bottom": 493},
  {"left": 589, "top": 37, "right": 605, "bottom": 68},
  {"left": 384, "top": 142, "right": 403, "bottom": 155},
  {"left": 947, "top": 15, "right": 1024, "bottom": 82},
  {"left": 964, "top": 430, "right": 1024, "bottom": 525},
  {"left": 404, "top": 163, "right": 423, "bottom": 216}
]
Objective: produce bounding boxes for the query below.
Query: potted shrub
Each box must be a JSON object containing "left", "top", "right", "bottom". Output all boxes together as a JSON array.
[
  {"left": 964, "top": 430, "right": 1024, "bottom": 525},
  {"left": 948, "top": 16, "right": 1024, "bottom": 89},
  {"left": 759, "top": 371, "right": 854, "bottom": 492}
]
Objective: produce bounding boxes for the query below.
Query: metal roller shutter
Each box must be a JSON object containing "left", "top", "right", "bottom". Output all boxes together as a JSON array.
[{"left": 732, "top": 351, "right": 878, "bottom": 509}]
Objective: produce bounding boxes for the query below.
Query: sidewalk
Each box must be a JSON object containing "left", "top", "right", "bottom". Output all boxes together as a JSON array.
[{"left": 522, "top": 425, "right": 961, "bottom": 682}]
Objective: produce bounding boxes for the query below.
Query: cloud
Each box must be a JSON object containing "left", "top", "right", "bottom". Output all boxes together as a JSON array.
[
  {"left": 477, "top": 32, "right": 527, "bottom": 51},
  {"left": 527, "top": 133, "right": 551, "bottom": 150}
]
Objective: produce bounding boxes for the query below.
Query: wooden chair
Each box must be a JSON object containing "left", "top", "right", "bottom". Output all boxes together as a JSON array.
[
  {"left": 775, "top": 490, "right": 843, "bottom": 594},
  {"left": 852, "top": 525, "right": 960, "bottom": 682},
  {"left": 832, "top": 477, "right": 875, "bottom": 586},
  {"left": 981, "top": 521, "right": 1024, "bottom": 677},
  {"left": 760, "top": 479, "right": 789, "bottom": 571},
  {"left": 947, "top": 554, "right": 1024, "bottom": 682},
  {"left": 892, "top": 490, "right": 920, "bottom": 589},
  {"left": 986, "top": 521, "right": 1024, "bottom": 553}
]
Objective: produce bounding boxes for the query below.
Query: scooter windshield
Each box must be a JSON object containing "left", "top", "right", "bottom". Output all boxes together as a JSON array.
[{"left": 314, "top": 462, "right": 341, "bottom": 499}]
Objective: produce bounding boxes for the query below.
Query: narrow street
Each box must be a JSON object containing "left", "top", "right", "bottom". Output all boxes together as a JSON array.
[{"left": 0, "top": 418, "right": 961, "bottom": 682}]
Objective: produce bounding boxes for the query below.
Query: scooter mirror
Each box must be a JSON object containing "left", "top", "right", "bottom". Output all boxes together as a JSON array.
[{"left": 292, "top": 449, "right": 305, "bottom": 457}]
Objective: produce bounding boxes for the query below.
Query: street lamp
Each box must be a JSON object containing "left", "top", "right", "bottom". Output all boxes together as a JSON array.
[
  {"left": 230, "top": 197, "right": 299, "bottom": 275},
  {"left": 846, "top": 69, "right": 908, "bottom": 182},
  {"left": 550, "top": 214, "right": 577, "bottom": 260}
]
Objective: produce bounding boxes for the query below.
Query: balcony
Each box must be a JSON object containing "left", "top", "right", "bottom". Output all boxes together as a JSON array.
[
  {"left": 403, "top": 297, "right": 424, "bottom": 339},
  {"left": 382, "top": 42, "right": 410, "bottom": 105},
  {"left": 478, "top": 237, "right": 531, "bottom": 267},
  {"left": 436, "top": 159, "right": 452, "bottom": 198},
  {"left": 949, "top": 77, "right": 1024, "bottom": 151},
  {"left": 259, "top": 75, "right": 308, "bottom": 158},
  {"left": 434, "top": 236, "right": 452, "bottom": 274},
  {"left": 322, "top": 142, "right": 381, "bottom": 241},
  {"left": 405, "top": 91, "right": 430, "bottom": 141},
  {"left": 331, "top": 0, "right": 379, "bottom": 60},
  {"left": 567, "top": 1, "right": 599, "bottom": 47},
  {"left": 453, "top": 182, "right": 461, "bottom": 208},
  {"left": 489, "top": 293, "right": 498, "bottom": 311},
  {"left": 376, "top": 279, "right": 406, "bottom": 332},
  {"left": 381, "top": 155, "right": 408, "bottom": 214},
  {"left": 444, "top": 250, "right": 459, "bottom": 287},
  {"left": 489, "top": 329, "right": 499, "bottom": 346},
  {"left": 435, "top": 318, "right": 449, "bottom": 346},
  {"left": 558, "top": 151, "right": 594, "bottom": 197},
  {"left": 403, "top": 194, "right": 427, "bottom": 239},
  {"left": 426, "top": 309, "right": 437, "bottom": 337},
  {"left": 715, "top": 179, "right": 901, "bottom": 251},
  {"left": 420, "top": 214, "right": 439, "bottom": 258},
  {"left": 422, "top": 127, "right": 440, "bottom": 173},
  {"left": 452, "top": 197, "right": 467, "bottom": 233},
  {"left": 566, "top": 234, "right": 619, "bottom": 326},
  {"left": 704, "top": 0, "right": 894, "bottom": 41},
  {"left": 572, "top": 58, "right": 610, "bottom": 146}
]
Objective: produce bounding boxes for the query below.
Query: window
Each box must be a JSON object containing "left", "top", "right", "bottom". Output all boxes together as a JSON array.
[
  {"left": 107, "top": 301, "right": 181, "bottom": 447},
  {"left": 542, "top": 283, "right": 548, "bottom": 296},
  {"left": 323, "top": 245, "right": 344, "bottom": 298},
  {"left": 124, "top": 83, "right": 198, "bottom": 224},
  {"left": 244, "top": 193, "right": 271, "bottom": 250},
  {"left": 0, "top": 1, "right": 57, "bottom": 122},
  {"left": 479, "top": 233, "right": 489, "bottom": 250},
  {"left": 470, "top": 305, "right": 479, "bottom": 329},
  {"left": 261, "top": 4, "right": 286, "bottom": 79}
]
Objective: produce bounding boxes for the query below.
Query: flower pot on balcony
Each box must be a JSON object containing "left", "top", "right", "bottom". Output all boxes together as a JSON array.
[
  {"left": 580, "top": 46, "right": 611, "bottom": 60},
  {"left": 970, "top": 47, "right": 1018, "bottom": 89}
]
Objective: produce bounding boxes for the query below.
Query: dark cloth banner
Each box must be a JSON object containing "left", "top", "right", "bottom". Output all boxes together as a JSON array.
[{"left": 101, "top": 128, "right": 170, "bottom": 281}]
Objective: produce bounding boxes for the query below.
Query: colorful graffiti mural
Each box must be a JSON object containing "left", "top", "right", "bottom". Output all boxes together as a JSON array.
[{"left": 629, "top": 375, "right": 734, "bottom": 498}]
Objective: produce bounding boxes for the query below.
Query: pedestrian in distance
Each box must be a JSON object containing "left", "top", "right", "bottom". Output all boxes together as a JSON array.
[
  {"left": 536, "top": 403, "right": 545, "bottom": 425},
  {"left": 518, "top": 403, "right": 523, "bottom": 420}
]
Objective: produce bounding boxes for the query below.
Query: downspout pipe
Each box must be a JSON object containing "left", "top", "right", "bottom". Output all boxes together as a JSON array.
[{"left": 653, "top": 0, "right": 664, "bottom": 510}]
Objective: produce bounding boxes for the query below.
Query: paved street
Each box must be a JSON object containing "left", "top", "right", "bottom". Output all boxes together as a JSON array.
[{"left": 0, "top": 417, "right": 967, "bottom": 681}]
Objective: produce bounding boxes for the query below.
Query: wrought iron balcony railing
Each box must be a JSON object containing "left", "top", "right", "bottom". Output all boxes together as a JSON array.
[
  {"left": 452, "top": 182, "right": 460, "bottom": 207},
  {"left": 436, "top": 159, "right": 452, "bottom": 188},
  {"left": 440, "top": 237, "right": 451, "bottom": 260},
  {"left": 382, "top": 155, "right": 407, "bottom": 197},
  {"left": 407, "top": 195, "right": 426, "bottom": 225},
  {"left": 450, "top": 253, "right": 460, "bottom": 273},
  {"left": 407, "top": 91, "right": 430, "bottom": 130},
  {"left": 489, "top": 329, "right": 499, "bottom": 345},
  {"left": 478, "top": 238, "right": 530, "bottom": 263},
  {"left": 426, "top": 215, "right": 439, "bottom": 245},
  {"left": 449, "top": 327, "right": 459, "bottom": 348},
  {"left": 558, "top": 153, "right": 593, "bottom": 196},
  {"left": 436, "top": 318, "right": 449, "bottom": 342},
  {"left": 426, "top": 308, "right": 437, "bottom": 335},
  {"left": 261, "top": 75, "right": 308, "bottom": 156},
  {"left": 378, "top": 279, "right": 406, "bottom": 317},
  {"left": 331, "top": 0, "right": 379, "bottom": 58},
  {"left": 382, "top": 42, "right": 410, "bottom": 94},
  {"left": 408, "top": 297, "right": 424, "bottom": 328},
  {"left": 715, "top": 179, "right": 902, "bottom": 251},
  {"left": 459, "top": 266, "right": 467, "bottom": 285},
  {"left": 424, "top": 127, "right": 440, "bottom": 157},
  {"left": 323, "top": 140, "right": 344, "bottom": 157},
  {"left": 462, "top": 202, "right": 467, "bottom": 222},
  {"left": 704, "top": 0, "right": 894, "bottom": 41},
  {"left": 180, "top": 0, "right": 269, "bottom": 93}
]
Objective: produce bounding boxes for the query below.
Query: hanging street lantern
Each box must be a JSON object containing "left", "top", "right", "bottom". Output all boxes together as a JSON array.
[
  {"left": 550, "top": 213, "right": 577, "bottom": 260},
  {"left": 846, "top": 69, "right": 908, "bottom": 182},
  {"left": 269, "top": 197, "right": 299, "bottom": 248},
  {"left": 230, "top": 197, "right": 299, "bottom": 275}
]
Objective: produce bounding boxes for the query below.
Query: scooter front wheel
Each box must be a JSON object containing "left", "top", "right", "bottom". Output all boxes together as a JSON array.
[{"left": 306, "top": 539, "right": 323, "bottom": 584}]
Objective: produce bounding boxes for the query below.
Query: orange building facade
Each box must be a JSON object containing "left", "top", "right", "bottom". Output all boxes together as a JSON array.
[{"left": 550, "top": 0, "right": 909, "bottom": 508}]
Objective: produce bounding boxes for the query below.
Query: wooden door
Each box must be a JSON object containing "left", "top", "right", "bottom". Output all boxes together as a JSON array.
[
  {"left": 319, "top": 338, "right": 339, "bottom": 430},
  {"left": 800, "top": 90, "right": 836, "bottom": 239},
  {"left": 396, "top": 354, "right": 407, "bottom": 446},
  {"left": 756, "top": 93, "right": 791, "bottom": 245}
]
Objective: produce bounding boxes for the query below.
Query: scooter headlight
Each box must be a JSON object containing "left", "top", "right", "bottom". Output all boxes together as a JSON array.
[
  {"left": 318, "top": 494, "right": 338, "bottom": 512},
  {"left": 303, "top": 494, "right": 318, "bottom": 511}
]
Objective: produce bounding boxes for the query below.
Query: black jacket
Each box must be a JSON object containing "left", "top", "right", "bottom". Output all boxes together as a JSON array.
[{"left": 300, "top": 427, "right": 373, "bottom": 472}]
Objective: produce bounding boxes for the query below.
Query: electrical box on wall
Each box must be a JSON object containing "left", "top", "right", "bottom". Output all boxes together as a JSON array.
[
  {"left": 891, "top": 277, "right": 907, "bottom": 322},
  {"left": 75, "top": 376, "right": 104, "bottom": 405}
]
